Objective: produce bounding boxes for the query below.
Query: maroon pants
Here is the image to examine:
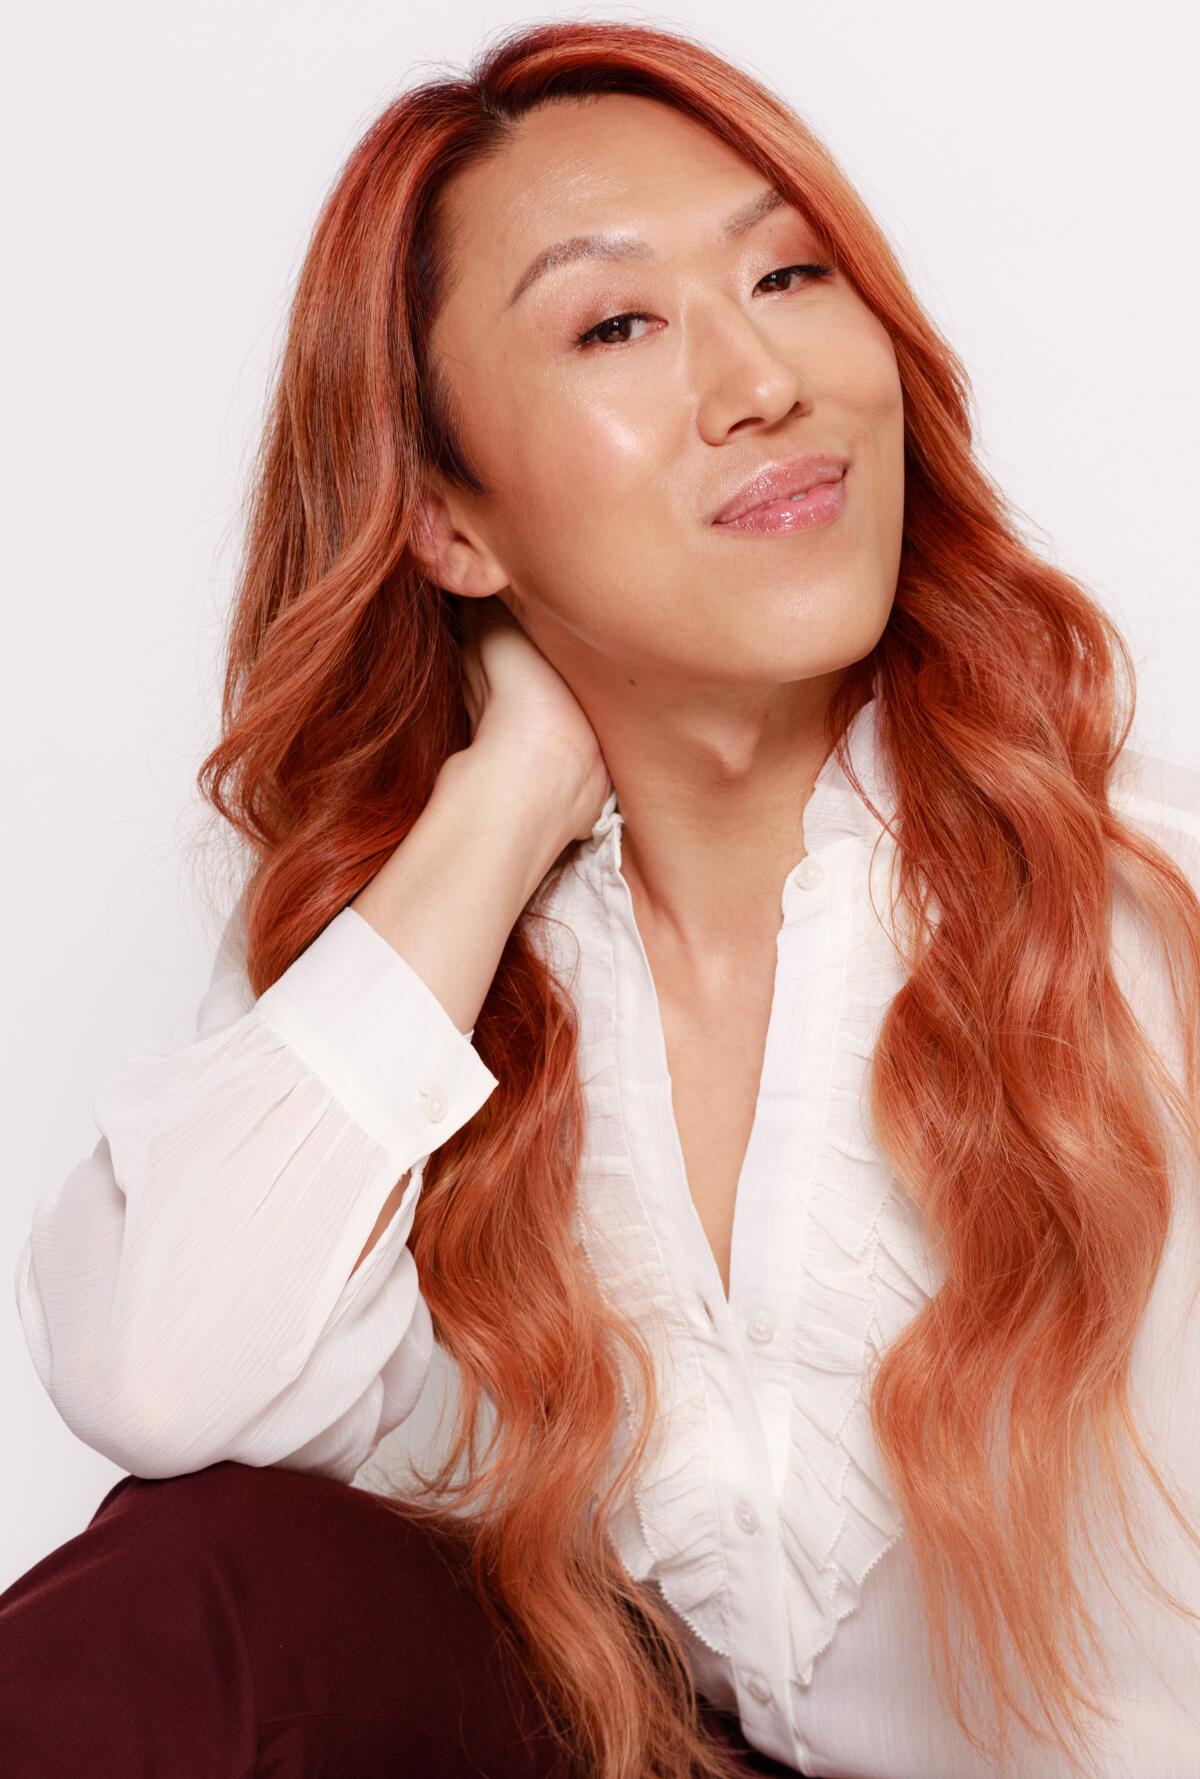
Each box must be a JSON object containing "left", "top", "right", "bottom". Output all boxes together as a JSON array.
[{"left": 0, "top": 1458, "right": 804, "bottom": 1777}]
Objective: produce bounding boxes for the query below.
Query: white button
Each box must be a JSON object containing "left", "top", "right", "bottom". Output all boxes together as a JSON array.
[
  {"left": 735, "top": 1498, "right": 760, "bottom": 1534},
  {"left": 419, "top": 1086, "right": 448, "bottom": 1122},
  {"left": 746, "top": 1310, "right": 776, "bottom": 1343},
  {"left": 746, "top": 1673, "right": 773, "bottom": 1705},
  {"left": 794, "top": 856, "right": 825, "bottom": 889}
]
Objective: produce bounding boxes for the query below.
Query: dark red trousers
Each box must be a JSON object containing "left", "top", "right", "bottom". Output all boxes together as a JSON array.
[{"left": 0, "top": 1458, "right": 804, "bottom": 1777}]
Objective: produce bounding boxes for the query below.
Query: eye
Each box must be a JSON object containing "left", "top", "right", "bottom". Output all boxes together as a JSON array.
[{"left": 573, "top": 261, "right": 835, "bottom": 351}]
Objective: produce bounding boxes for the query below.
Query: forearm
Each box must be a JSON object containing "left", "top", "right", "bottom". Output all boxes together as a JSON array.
[{"left": 349, "top": 745, "right": 573, "bottom": 1037}]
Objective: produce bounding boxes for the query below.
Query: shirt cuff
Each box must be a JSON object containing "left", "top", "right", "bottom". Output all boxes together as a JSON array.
[{"left": 253, "top": 906, "right": 500, "bottom": 1165}]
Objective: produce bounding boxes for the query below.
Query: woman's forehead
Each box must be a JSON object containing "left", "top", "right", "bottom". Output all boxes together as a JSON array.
[{"left": 439, "top": 96, "right": 768, "bottom": 264}]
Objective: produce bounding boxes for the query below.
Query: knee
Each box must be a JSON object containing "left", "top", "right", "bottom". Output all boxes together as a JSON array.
[
  {"left": 2, "top": 1460, "right": 300, "bottom": 1638},
  {"left": 91, "top": 1458, "right": 347, "bottom": 1556},
  {"left": 0, "top": 1462, "right": 272, "bottom": 1776},
  {"left": 97, "top": 1460, "right": 480, "bottom": 1645}
]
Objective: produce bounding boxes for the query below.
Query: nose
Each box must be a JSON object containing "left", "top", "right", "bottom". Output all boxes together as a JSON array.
[{"left": 691, "top": 296, "right": 810, "bottom": 445}]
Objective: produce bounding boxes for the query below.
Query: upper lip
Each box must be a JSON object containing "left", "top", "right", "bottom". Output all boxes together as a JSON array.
[{"left": 711, "top": 452, "right": 849, "bottom": 524}]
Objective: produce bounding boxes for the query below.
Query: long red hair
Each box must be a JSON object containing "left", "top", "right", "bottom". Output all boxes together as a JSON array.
[{"left": 196, "top": 19, "right": 1200, "bottom": 1778}]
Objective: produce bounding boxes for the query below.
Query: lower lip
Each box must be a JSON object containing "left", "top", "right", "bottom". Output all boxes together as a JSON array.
[{"left": 713, "top": 473, "right": 847, "bottom": 535}]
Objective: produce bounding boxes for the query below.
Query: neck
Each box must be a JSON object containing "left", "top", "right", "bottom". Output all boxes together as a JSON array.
[{"left": 586, "top": 669, "right": 846, "bottom": 960}]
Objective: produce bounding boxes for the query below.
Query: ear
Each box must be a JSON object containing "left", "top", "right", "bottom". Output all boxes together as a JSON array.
[{"left": 409, "top": 482, "right": 509, "bottom": 600}]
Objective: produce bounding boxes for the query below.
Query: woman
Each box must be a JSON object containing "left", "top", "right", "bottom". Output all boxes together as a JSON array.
[{"left": 6, "top": 18, "right": 1200, "bottom": 1779}]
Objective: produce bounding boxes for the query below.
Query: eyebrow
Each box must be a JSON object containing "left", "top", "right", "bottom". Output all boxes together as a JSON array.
[{"left": 505, "top": 184, "right": 793, "bottom": 310}]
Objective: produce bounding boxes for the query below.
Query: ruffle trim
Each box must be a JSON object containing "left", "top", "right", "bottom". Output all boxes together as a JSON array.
[
  {"left": 548, "top": 849, "right": 733, "bottom": 1657},
  {"left": 777, "top": 871, "right": 941, "bottom": 1686}
]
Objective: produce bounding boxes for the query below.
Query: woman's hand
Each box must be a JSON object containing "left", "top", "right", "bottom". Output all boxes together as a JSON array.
[{"left": 458, "top": 596, "right": 614, "bottom": 844}]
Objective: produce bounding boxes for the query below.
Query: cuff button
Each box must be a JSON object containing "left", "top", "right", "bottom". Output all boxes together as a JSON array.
[{"left": 419, "top": 1086, "right": 449, "bottom": 1122}]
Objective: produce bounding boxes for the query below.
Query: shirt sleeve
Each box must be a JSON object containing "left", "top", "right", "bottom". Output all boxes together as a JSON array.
[{"left": 12, "top": 895, "right": 501, "bottom": 1483}]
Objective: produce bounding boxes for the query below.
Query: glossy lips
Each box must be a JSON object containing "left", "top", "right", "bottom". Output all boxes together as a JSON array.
[{"left": 711, "top": 453, "right": 849, "bottom": 535}]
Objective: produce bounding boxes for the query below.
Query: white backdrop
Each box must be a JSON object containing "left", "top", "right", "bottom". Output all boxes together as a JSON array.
[{"left": 3, "top": 0, "right": 1197, "bottom": 1590}]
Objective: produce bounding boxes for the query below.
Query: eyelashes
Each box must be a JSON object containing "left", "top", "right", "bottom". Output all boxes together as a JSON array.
[{"left": 573, "top": 261, "right": 835, "bottom": 351}]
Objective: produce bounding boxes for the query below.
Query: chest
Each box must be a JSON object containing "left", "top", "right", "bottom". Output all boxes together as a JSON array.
[{"left": 649, "top": 938, "right": 779, "bottom": 1301}]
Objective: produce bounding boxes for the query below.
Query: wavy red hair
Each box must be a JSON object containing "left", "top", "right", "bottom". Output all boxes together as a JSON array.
[{"left": 194, "top": 19, "right": 1200, "bottom": 1778}]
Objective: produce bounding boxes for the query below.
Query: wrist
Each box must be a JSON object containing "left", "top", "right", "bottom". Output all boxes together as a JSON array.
[
  {"left": 434, "top": 746, "right": 578, "bottom": 893},
  {"left": 440, "top": 740, "right": 576, "bottom": 815}
]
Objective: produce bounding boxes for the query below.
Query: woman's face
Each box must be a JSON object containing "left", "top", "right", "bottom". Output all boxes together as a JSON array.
[{"left": 422, "top": 92, "right": 904, "bottom": 693}]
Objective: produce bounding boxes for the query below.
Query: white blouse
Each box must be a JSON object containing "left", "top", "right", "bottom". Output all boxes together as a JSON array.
[{"left": 14, "top": 694, "right": 1200, "bottom": 1779}]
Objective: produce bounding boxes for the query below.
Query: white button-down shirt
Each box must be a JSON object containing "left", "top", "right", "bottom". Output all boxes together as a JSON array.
[{"left": 15, "top": 696, "right": 1200, "bottom": 1777}]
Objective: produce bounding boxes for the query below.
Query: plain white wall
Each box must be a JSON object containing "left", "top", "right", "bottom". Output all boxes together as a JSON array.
[{"left": 3, "top": 0, "right": 1196, "bottom": 1589}]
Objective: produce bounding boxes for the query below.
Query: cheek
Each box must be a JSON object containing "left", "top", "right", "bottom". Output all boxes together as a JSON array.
[
  {"left": 495, "top": 438, "right": 690, "bottom": 659},
  {"left": 829, "top": 321, "right": 903, "bottom": 425},
  {"left": 501, "top": 381, "right": 667, "bottom": 531},
  {"left": 479, "top": 407, "right": 659, "bottom": 618}
]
